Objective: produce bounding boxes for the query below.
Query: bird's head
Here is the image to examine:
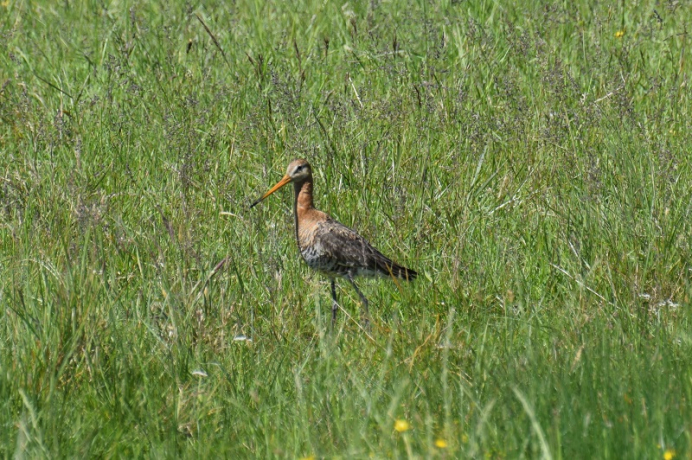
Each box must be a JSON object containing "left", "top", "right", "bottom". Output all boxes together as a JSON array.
[{"left": 250, "top": 159, "right": 312, "bottom": 208}]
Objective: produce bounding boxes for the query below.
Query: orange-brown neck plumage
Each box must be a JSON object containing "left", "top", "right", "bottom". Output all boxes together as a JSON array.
[
  {"left": 293, "top": 176, "right": 318, "bottom": 247},
  {"left": 293, "top": 177, "right": 314, "bottom": 214}
]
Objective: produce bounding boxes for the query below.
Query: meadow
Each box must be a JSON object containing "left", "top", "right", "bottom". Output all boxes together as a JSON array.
[{"left": 1, "top": 0, "right": 691, "bottom": 457}]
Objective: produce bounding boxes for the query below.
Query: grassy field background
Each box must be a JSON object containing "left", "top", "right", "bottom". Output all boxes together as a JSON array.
[{"left": 1, "top": 0, "right": 691, "bottom": 457}]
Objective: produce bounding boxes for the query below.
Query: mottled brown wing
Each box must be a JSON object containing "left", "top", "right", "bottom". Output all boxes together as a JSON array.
[{"left": 313, "top": 219, "right": 417, "bottom": 280}]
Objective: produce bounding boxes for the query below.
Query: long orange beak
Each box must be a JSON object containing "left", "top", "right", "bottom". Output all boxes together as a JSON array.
[{"left": 250, "top": 175, "right": 292, "bottom": 208}]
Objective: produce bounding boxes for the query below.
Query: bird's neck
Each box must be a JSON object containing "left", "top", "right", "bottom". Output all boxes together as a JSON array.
[
  {"left": 293, "top": 178, "right": 315, "bottom": 212},
  {"left": 293, "top": 177, "right": 315, "bottom": 242}
]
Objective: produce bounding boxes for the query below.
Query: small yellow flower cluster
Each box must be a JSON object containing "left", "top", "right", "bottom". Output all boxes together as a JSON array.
[
  {"left": 615, "top": 30, "right": 625, "bottom": 38},
  {"left": 394, "top": 419, "right": 410, "bottom": 432},
  {"left": 663, "top": 449, "right": 676, "bottom": 460}
]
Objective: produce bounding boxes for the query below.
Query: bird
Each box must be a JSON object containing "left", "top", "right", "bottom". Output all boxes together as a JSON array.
[{"left": 250, "top": 159, "right": 417, "bottom": 326}]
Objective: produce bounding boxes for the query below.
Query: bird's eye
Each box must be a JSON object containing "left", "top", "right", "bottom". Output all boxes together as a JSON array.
[{"left": 295, "top": 165, "right": 303, "bottom": 173}]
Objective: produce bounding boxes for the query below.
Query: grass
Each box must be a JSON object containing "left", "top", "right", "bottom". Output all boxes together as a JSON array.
[{"left": 1, "top": 0, "right": 691, "bottom": 457}]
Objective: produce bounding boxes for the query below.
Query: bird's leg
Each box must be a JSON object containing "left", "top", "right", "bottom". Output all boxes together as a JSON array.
[
  {"left": 347, "top": 275, "right": 370, "bottom": 328},
  {"left": 331, "top": 278, "right": 339, "bottom": 327}
]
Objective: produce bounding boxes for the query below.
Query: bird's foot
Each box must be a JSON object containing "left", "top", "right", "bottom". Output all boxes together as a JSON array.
[{"left": 360, "top": 314, "right": 371, "bottom": 333}]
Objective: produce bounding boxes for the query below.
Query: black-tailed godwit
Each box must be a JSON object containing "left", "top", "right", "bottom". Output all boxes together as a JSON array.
[{"left": 250, "top": 159, "right": 417, "bottom": 325}]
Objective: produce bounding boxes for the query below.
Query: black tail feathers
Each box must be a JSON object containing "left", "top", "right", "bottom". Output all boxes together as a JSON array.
[{"left": 381, "top": 261, "right": 417, "bottom": 281}]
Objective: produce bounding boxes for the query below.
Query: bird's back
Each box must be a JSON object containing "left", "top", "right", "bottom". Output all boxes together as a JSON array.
[{"left": 298, "top": 213, "right": 417, "bottom": 280}]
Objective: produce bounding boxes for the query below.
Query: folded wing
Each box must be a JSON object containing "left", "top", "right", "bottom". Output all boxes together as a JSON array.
[{"left": 312, "top": 219, "right": 417, "bottom": 280}]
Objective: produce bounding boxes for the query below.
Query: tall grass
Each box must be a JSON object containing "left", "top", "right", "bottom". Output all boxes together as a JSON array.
[{"left": 1, "top": 0, "right": 691, "bottom": 457}]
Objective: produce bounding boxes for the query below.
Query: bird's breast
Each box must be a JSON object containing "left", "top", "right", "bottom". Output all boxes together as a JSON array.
[
  {"left": 297, "top": 227, "right": 326, "bottom": 265},
  {"left": 297, "top": 223, "right": 342, "bottom": 275}
]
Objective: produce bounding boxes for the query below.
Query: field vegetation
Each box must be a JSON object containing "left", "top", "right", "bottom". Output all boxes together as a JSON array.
[{"left": 1, "top": 0, "right": 691, "bottom": 457}]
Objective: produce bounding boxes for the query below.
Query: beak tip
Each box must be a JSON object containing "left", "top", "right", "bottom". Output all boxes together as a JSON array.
[{"left": 249, "top": 175, "right": 291, "bottom": 210}]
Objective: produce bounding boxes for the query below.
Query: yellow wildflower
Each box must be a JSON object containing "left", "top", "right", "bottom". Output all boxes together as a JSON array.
[
  {"left": 435, "top": 439, "right": 448, "bottom": 448},
  {"left": 664, "top": 449, "right": 676, "bottom": 460},
  {"left": 394, "top": 419, "right": 410, "bottom": 432},
  {"left": 461, "top": 433, "right": 469, "bottom": 443},
  {"left": 615, "top": 30, "right": 625, "bottom": 38},
  {"left": 299, "top": 456, "right": 315, "bottom": 460}
]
